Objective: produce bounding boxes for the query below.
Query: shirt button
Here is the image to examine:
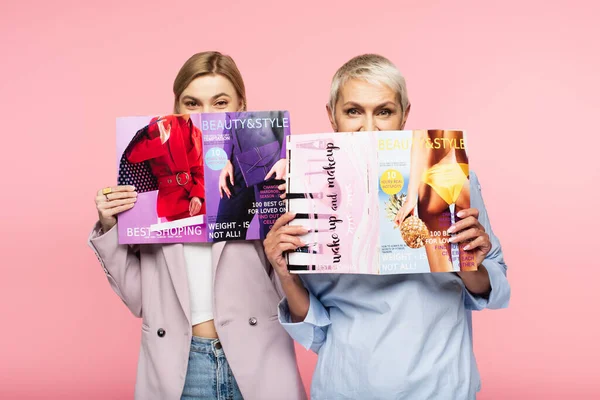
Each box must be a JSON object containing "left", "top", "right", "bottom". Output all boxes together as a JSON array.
[
  {"left": 157, "top": 328, "right": 166, "bottom": 337},
  {"left": 249, "top": 317, "right": 257, "bottom": 326}
]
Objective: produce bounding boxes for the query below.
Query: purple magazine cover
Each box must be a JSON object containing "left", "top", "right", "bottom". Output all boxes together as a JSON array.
[{"left": 116, "top": 111, "right": 290, "bottom": 244}]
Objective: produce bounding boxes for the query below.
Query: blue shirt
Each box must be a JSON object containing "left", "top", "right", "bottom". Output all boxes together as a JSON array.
[{"left": 278, "top": 172, "right": 510, "bottom": 400}]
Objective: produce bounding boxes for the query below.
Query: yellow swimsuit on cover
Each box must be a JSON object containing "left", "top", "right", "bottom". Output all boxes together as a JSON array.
[{"left": 421, "top": 163, "right": 469, "bottom": 205}]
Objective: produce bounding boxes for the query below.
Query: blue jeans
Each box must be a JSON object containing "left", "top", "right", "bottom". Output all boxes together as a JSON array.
[{"left": 181, "top": 336, "right": 243, "bottom": 400}]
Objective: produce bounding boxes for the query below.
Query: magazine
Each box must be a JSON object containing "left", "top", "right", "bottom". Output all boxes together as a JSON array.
[
  {"left": 116, "top": 111, "right": 290, "bottom": 244},
  {"left": 285, "top": 130, "right": 475, "bottom": 274}
]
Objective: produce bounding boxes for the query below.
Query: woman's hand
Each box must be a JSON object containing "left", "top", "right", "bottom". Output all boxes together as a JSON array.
[
  {"left": 278, "top": 182, "right": 286, "bottom": 199},
  {"left": 95, "top": 185, "right": 137, "bottom": 233},
  {"left": 449, "top": 208, "right": 491, "bottom": 267},
  {"left": 265, "top": 158, "right": 287, "bottom": 181},
  {"left": 157, "top": 117, "right": 171, "bottom": 144},
  {"left": 189, "top": 197, "right": 203, "bottom": 217},
  {"left": 264, "top": 213, "right": 308, "bottom": 281},
  {"left": 219, "top": 160, "right": 234, "bottom": 199},
  {"left": 394, "top": 196, "right": 417, "bottom": 226}
]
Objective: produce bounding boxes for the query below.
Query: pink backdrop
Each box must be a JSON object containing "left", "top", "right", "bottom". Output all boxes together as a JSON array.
[{"left": 1, "top": 0, "right": 598, "bottom": 398}]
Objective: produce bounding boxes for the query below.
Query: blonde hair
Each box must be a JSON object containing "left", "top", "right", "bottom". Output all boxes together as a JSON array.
[
  {"left": 173, "top": 51, "right": 247, "bottom": 113},
  {"left": 329, "top": 54, "right": 409, "bottom": 118}
]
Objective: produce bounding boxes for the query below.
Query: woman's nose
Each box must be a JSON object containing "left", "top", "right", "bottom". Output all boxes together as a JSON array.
[{"left": 361, "top": 116, "right": 379, "bottom": 132}]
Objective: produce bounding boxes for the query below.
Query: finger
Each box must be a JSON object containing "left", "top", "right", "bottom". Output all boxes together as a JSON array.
[
  {"left": 104, "top": 198, "right": 137, "bottom": 209},
  {"left": 101, "top": 203, "right": 135, "bottom": 218},
  {"left": 463, "top": 235, "right": 488, "bottom": 251},
  {"left": 277, "top": 233, "right": 305, "bottom": 247},
  {"left": 277, "top": 243, "right": 299, "bottom": 254},
  {"left": 456, "top": 208, "right": 480, "bottom": 219},
  {"left": 228, "top": 169, "right": 235, "bottom": 186},
  {"left": 271, "top": 212, "right": 297, "bottom": 232},
  {"left": 448, "top": 227, "right": 481, "bottom": 243},
  {"left": 278, "top": 183, "right": 286, "bottom": 191},
  {"left": 219, "top": 182, "right": 224, "bottom": 199},
  {"left": 97, "top": 185, "right": 136, "bottom": 196},
  {"left": 447, "top": 216, "right": 481, "bottom": 234},
  {"left": 224, "top": 186, "right": 232, "bottom": 198},
  {"left": 276, "top": 225, "right": 310, "bottom": 236},
  {"left": 107, "top": 191, "right": 138, "bottom": 201},
  {"left": 280, "top": 193, "right": 287, "bottom": 199}
]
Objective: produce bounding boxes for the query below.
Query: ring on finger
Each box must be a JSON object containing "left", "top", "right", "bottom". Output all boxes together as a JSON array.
[{"left": 105, "top": 194, "right": 110, "bottom": 202}]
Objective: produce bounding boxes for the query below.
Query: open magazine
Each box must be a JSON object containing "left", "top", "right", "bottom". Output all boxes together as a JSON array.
[
  {"left": 116, "top": 111, "right": 289, "bottom": 244},
  {"left": 285, "top": 130, "right": 475, "bottom": 274}
]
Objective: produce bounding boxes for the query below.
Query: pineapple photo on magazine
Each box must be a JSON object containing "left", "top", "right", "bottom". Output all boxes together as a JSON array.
[{"left": 286, "top": 129, "right": 476, "bottom": 274}]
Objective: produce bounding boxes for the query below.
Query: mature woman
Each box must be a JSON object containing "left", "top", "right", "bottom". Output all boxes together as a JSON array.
[
  {"left": 89, "top": 52, "right": 306, "bottom": 400},
  {"left": 265, "top": 54, "right": 510, "bottom": 399}
]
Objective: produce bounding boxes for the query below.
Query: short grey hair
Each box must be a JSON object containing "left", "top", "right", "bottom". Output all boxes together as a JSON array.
[{"left": 328, "top": 54, "right": 410, "bottom": 118}]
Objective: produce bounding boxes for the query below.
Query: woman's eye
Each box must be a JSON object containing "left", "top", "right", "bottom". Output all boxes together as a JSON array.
[
  {"left": 345, "top": 108, "right": 359, "bottom": 116},
  {"left": 184, "top": 101, "right": 197, "bottom": 107},
  {"left": 215, "top": 100, "right": 228, "bottom": 107},
  {"left": 378, "top": 109, "right": 392, "bottom": 116}
]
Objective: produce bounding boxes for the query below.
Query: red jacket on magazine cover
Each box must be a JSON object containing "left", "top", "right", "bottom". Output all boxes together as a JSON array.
[{"left": 126, "top": 115, "right": 206, "bottom": 220}]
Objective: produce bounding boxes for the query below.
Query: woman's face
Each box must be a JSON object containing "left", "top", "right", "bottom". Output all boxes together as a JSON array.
[
  {"left": 177, "top": 74, "right": 243, "bottom": 114},
  {"left": 328, "top": 78, "right": 409, "bottom": 132}
]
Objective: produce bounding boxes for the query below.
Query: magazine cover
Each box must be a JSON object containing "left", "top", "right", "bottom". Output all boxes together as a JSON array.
[
  {"left": 116, "top": 111, "right": 289, "bottom": 244},
  {"left": 286, "top": 129, "right": 475, "bottom": 274},
  {"left": 284, "top": 133, "right": 380, "bottom": 273}
]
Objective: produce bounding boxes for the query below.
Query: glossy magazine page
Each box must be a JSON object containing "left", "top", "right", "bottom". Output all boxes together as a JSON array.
[
  {"left": 285, "top": 132, "right": 379, "bottom": 273},
  {"left": 116, "top": 111, "right": 289, "bottom": 244},
  {"left": 286, "top": 130, "right": 475, "bottom": 274}
]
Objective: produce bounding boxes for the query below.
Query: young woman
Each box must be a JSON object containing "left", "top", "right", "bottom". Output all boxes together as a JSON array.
[
  {"left": 89, "top": 52, "right": 306, "bottom": 400},
  {"left": 265, "top": 54, "right": 511, "bottom": 399}
]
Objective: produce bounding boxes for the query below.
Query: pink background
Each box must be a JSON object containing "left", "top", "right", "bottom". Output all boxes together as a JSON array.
[{"left": 1, "top": 0, "right": 598, "bottom": 398}]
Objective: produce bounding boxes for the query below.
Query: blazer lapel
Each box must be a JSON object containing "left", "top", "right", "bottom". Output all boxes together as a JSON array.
[
  {"left": 161, "top": 244, "right": 191, "bottom": 324},
  {"left": 211, "top": 241, "right": 227, "bottom": 284}
]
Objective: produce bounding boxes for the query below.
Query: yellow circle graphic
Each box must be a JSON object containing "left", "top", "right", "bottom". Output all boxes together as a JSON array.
[{"left": 380, "top": 169, "right": 404, "bottom": 195}]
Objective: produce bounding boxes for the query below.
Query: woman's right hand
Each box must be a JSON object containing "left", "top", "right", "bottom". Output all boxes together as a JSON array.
[
  {"left": 264, "top": 213, "right": 309, "bottom": 280},
  {"left": 394, "top": 196, "right": 417, "bottom": 227},
  {"left": 95, "top": 185, "right": 137, "bottom": 233},
  {"left": 218, "top": 160, "right": 234, "bottom": 199},
  {"left": 157, "top": 117, "right": 171, "bottom": 144}
]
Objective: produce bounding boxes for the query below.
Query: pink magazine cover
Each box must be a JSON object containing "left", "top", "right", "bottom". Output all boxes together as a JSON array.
[
  {"left": 285, "top": 132, "right": 380, "bottom": 273},
  {"left": 286, "top": 130, "right": 475, "bottom": 275}
]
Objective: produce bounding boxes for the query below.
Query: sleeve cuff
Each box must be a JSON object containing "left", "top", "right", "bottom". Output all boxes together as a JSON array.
[
  {"left": 277, "top": 291, "right": 331, "bottom": 350},
  {"left": 463, "top": 261, "right": 510, "bottom": 311}
]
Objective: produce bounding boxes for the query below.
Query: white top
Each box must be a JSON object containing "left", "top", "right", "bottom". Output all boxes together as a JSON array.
[{"left": 182, "top": 243, "right": 213, "bottom": 325}]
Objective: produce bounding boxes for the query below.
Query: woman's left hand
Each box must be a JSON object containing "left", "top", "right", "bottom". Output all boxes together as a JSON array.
[
  {"left": 448, "top": 208, "right": 491, "bottom": 267},
  {"left": 189, "top": 197, "right": 203, "bottom": 216},
  {"left": 265, "top": 159, "right": 287, "bottom": 181}
]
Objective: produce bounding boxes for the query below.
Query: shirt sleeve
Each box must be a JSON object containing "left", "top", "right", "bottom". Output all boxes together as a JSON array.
[
  {"left": 126, "top": 117, "right": 167, "bottom": 163},
  {"left": 278, "top": 291, "right": 331, "bottom": 353},
  {"left": 463, "top": 171, "right": 511, "bottom": 310}
]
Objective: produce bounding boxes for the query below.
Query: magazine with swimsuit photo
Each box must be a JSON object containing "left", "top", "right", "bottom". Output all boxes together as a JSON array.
[
  {"left": 285, "top": 129, "right": 476, "bottom": 274},
  {"left": 116, "top": 111, "right": 289, "bottom": 244}
]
